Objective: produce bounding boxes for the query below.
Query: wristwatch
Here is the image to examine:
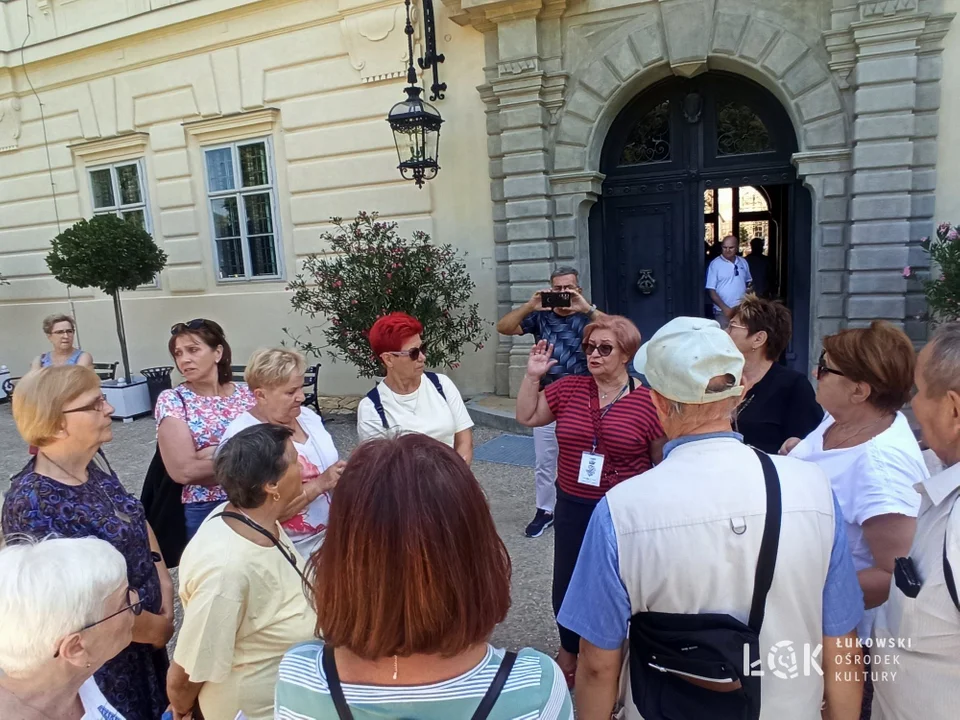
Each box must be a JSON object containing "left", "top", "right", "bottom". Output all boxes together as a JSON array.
[{"left": 588, "top": 304, "right": 598, "bottom": 316}]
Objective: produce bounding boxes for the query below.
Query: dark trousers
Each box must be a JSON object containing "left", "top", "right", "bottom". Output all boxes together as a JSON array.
[
  {"left": 552, "top": 493, "right": 599, "bottom": 655},
  {"left": 184, "top": 500, "right": 221, "bottom": 540}
]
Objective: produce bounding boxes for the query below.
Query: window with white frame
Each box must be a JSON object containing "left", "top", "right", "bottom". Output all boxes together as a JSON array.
[
  {"left": 88, "top": 159, "right": 158, "bottom": 289},
  {"left": 203, "top": 139, "right": 282, "bottom": 281},
  {"left": 89, "top": 160, "right": 152, "bottom": 231}
]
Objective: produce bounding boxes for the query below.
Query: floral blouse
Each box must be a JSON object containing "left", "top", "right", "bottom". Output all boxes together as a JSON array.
[{"left": 155, "top": 383, "right": 255, "bottom": 504}]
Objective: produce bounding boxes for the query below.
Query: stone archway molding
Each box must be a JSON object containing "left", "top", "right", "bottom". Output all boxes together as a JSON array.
[{"left": 552, "top": 2, "right": 850, "bottom": 176}]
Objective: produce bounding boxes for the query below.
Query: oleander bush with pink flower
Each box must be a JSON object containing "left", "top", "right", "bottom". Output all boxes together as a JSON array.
[
  {"left": 905, "top": 222, "right": 960, "bottom": 322},
  {"left": 285, "top": 212, "right": 488, "bottom": 378}
]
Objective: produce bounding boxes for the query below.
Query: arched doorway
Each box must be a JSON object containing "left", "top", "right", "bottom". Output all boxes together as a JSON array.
[{"left": 589, "top": 72, "right": 813, "bottom": 371}]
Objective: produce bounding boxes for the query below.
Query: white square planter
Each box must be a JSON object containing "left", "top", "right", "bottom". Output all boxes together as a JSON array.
[{"left": 102, "top": 376, "right": 152, "bottom": 421}]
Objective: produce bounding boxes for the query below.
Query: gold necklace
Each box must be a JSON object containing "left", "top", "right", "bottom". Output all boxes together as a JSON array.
[
  {"left": 39, "top": 454, "right": 131, "bottom": 523},
  {"left": 824, "top": 415, "right": 891, "bottom": 451}
]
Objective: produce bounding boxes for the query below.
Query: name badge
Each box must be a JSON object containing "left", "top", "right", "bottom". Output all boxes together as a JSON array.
[{"left": 578, "top": 451, "right": 605, "bottom": 487}]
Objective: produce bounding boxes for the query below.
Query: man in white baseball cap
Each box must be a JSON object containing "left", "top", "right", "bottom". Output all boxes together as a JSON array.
[{"left": 558, "top": 317, "right": 865, "bottom": 720}]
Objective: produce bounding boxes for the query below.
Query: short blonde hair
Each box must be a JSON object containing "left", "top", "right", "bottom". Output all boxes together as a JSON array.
[
  {"left": 244, "top": 348, "right": 306, "bottom": 391},
  {"left": 42, "top": 314, "right": 74, "bottom": 335},
  {"left": 13, "top": 366, "right": 101, "bottom": 447}
]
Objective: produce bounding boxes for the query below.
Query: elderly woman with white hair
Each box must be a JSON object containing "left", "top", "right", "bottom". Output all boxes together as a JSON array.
[
  {"left": 0, "top": 536, "right": 138, "bottom": 719},
  {"left": 219, "top": 348, "right": 345, "bottom": 557}
]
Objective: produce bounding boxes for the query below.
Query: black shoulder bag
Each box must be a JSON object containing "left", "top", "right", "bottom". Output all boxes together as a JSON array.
[
  {"left": 140, "top": 389, "right": 188, "bottom": 567},
  {"left": 627, "top": 448, "right": 781, "bottom": 720},
  {"left": 322, "top": 645, "right": 517, "bottom": 720}
]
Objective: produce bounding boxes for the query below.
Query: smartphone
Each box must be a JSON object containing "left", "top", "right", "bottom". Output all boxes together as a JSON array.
[{"left": 541, "top": 291, "right": 572, "bottom": 308}]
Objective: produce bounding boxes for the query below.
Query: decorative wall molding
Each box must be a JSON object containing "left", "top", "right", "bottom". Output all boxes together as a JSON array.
[
  {"left": 68, "top": 131, "right": 149, "bottom": 164},
  {"left": 341, "top": 4, "right": 417, "bottom": 84},
  {"left": 0, "top": 97, "right": 22, "bottom": 153},
  {"left": 860, "top": 0, "right": 918, "bottom": 20},
  {"left": 498, "top": 57, "right": 538, "bottom": 76},
  {"left": 182, "top": 108, "right": 279, "bottom": 145}
]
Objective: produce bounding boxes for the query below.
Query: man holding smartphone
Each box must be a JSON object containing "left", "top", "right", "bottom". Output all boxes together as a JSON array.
[{"left": 497, "top": 266, "right": 603, "bottom": 538}]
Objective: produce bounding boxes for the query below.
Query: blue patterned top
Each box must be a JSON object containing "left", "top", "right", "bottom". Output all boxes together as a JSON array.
[
  {"left": 520, "top": 311, "right": 591, "bottom": 387},
  {"left": 40, "top": 348, "right": 83, "bottom": 367},
  {"left": 1, "top": 458, "right": 167, "bottom": 720}
]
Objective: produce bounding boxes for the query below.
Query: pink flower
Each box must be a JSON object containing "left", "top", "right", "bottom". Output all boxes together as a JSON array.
[
  {"left": 391, "top": 263, "right": 398, "bottom": 269},
  {"left": 386, "top": 289, "right": 392, "bottom": 294},
  {"left": 332, "top": 280, "right": 342, "bottom": 288},
  {"left": 948, "top": 228, "right": 959, "bottom": 241},
  {"left": 939, "top": 222, "right": 952, "bottom": 234},
  {"left": 902, "top": 266, "right": 912, "bottom": 278},
  {"left": 351, "top": 299, "right": 358, "bottom": 305},
  {"left": 386, "top": 272, "right": 392, "bottom": 279}
]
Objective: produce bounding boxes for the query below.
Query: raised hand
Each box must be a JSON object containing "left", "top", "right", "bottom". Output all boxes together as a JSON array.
[
  {"left": 568, "top": 289, "right": 592, "bottom": 314},
  {"left": 526, "top": 340, "right": 558, "bottom": 379}
]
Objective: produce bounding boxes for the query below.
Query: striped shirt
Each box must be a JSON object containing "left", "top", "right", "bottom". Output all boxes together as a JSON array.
[
  {"left": 274, "top": 643, "right": 573, "bottom": 720},
  {"left": 545, "top": 375, "right": 662, "bottom": 501}
]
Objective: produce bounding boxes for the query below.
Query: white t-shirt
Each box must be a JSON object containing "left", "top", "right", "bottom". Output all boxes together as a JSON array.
[
  {"left": 79, "top": 677, "right": 125, "bottom": 720},
  {"left": 705, "top": 254, "right": 751, "bottom": 312},
  {"left": 356, "top": 372, "right": 474, "bottom": 448},
  {"left": 219, "top": 406, "right": 339, "bottom": 557},
  {"left": 789, "top": 411, "right": 926, "bottom": 637}
]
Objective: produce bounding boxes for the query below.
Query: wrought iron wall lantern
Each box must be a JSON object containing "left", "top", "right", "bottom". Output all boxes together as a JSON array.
[{"left": 386, "top": 0, "right": 446, "bottom": 188}]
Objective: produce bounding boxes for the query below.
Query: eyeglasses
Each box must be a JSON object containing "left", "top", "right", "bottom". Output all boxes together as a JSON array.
[
  {"left": 62, "top": 394, "right": 108, "bottom": 414},
  {"left": 583, "top": 342, "right": 615, "bottom": 357},
  {"left": 54, "top": 587, "right": 142, "bottom": 658},
  {"left": 552, "top": 284, "right": 578, "bottom": 292},
  {"left": 51, "top": 329, "right": 75, "bottom": 336},
  {"left": 386, "top": 345, "right": 426, "bottom": 361},
  {"left": 170, "top": 319, "right": 209, "bottom": 335},
  {"left": 817, "top": 350, "right": 845, "bottom": 380}
]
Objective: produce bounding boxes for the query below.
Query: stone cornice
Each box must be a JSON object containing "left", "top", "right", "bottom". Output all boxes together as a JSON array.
[
  {"left": 549, "top": 170, "right": 604, "bottom": 196},
  {"left": 441, "top": 0, "right": 568, "bottom": 31},
  {"left": 68, "top": 131, "right": 149, "bottom": 164},
  {"left": 792, "top": 149, "right": 852, "bottom": 177},
  {"left": 182, "top": 108, "right": 279, "bottom": 145}
]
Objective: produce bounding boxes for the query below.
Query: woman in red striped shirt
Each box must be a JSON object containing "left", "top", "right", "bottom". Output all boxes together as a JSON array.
[{"left": 516, "top": 314, "right": 664, "bottom": 688}]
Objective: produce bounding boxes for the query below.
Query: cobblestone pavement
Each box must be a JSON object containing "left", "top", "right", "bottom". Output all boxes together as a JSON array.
[{"left": 0, "top": 403, "right": 559, "bottom": 657}]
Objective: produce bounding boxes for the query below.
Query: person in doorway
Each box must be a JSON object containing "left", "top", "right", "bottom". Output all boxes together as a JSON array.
[
  {"left": 560, "top": 316, "right": 865, "bottom": 720},
  {"left": 516, "top": 314, "right": 663, "bottom": 688},
  {"left": 156, "top": 319, "right": 255, "bottom": 540},
  {"left": 706, "top": 234, "right": 752, "bottom": 328},
  {"left": 871, "top": 322, "right": 960, "bottom": 718},
  {"left": 219, "top": 348, "right": 345, "bottom": 559},
  {"left": 167, "top": 424, "right": 316, "bottom": 720},
  {"left": 497, "top": 266, "right": 603, "bottom": 539},
  {"left": 746, "top": 237, "right": 774, "bottom": 299},
  {"left": 31, "top": 314, "right": 93, "bottom": 370},
  {"left": 275, "top": 433, "right": 574, "bottom": 719},
  {"left": 356, "top": 312, "right": 474, "bottom": 463},
  {"left": 0, "top": 537, "right": 137, "bottom": 720},
  {"left": 726, "top": 295, "right": 823, "bottom": 453}
]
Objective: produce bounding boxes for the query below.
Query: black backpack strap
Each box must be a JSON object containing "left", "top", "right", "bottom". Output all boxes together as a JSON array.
[
  {"left": 366, "top": 386, "right": 389, "bottom": 428},
  {"left": 425, "top": 371, "right": 446, "bottom": 400},
  {"left": 943, "top": 499, "right": 960, "bottom": 613},
  {"left": 748, "top": 448, "right": 782, "bottom": 632},
  {"left": 470, "top": 651, "right": 518, "bottom": 720},
  {"left": 321, "top": 646, "right": 355, "bottom": 720}
]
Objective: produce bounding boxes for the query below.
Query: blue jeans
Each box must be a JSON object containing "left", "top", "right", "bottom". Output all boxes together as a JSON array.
[{"left": 184, "top": 500, "right": 222, "bottom": 541}]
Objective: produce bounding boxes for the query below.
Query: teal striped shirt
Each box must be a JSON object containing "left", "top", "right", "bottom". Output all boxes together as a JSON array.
[{"left": 274, "top": 642, "right": 573, "bottom": 720}]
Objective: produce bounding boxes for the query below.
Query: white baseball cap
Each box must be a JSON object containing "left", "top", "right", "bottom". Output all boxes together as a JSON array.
[{"left": 633, "top": 317, "right": 745, "bottom": 404}]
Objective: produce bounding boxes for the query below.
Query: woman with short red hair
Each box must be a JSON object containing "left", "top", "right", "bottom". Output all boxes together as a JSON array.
[
  {"left": 275, "top": 434, "right": 573, "bottom": 719},
  {"left": 356, "top": 312, "right": 474, "bottom": 463}
]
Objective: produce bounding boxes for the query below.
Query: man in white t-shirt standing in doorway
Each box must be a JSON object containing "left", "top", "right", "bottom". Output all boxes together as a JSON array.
[{"left": 706, "top": 234, "right": 752, "bottom": 329}]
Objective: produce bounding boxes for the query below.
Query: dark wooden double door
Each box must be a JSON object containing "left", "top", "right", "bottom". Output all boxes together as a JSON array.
[{"left": 589, "top": 72, "right": 813, "bottom": 371}]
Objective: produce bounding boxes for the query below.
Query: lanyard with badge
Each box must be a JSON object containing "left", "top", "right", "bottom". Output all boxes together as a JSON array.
[{"left": 578, "top": 376, "right": 635, "bottom": 487}]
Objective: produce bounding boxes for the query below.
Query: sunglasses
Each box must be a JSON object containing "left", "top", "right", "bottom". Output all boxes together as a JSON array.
[
  {"left": 170, "top": 319, "right": 209, "bottom": 335},
  {"left": 817, "top": 350, "right": 845, "bottom": 380},
  {"left": 583, "top": 342, "right": 615, "bottom": 358},
  {"left": 386, "top": 345, "right": 426, "bottom": 361},
  {"left": 63, "top": 393, "right": 108, "bottom": 414},
  {"left": 54, "top": 587, "right": 142, "bottom": 658}
]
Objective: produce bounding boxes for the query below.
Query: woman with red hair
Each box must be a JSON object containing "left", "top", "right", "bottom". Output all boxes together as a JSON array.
[{"left": 356, "top": 312, "right": 474, "bottom": 463}]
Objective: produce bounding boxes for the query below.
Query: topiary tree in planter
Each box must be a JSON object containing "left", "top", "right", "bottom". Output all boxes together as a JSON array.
[
  {"left": 286, "top": 212, "right": 488, "bottom": 378},
  {"left": 46, "top": 214, "right": 167, "bottom": 382}
]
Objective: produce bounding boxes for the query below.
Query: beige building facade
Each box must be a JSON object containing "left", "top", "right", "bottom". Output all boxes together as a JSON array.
[{"left": 0, "top": 0, "right": 958, "bottom": 398}]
